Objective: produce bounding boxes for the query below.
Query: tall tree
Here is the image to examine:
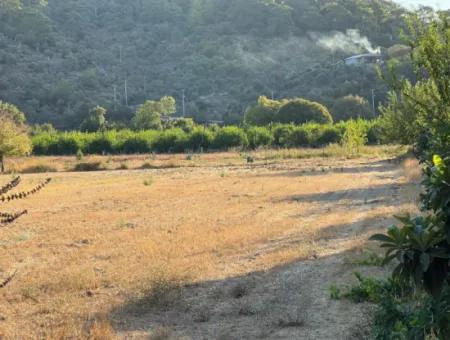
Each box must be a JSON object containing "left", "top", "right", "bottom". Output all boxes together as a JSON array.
[
  {"left": 0, "top": 102, "right": 31, "bottom": 172},
  {"left": 132, "top": 96, "right": 176, "bottom": 130}
]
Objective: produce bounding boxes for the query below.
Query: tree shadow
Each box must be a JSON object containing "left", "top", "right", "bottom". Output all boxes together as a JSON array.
[
  {"left": 108, "top": 214, "right": 394, "bottom": 339},
  {"left": 279, "top": 182, "right": 409, "bottom": 206},
  {"left": 256, "top": 159, "right": 400, "bottom": 178}
]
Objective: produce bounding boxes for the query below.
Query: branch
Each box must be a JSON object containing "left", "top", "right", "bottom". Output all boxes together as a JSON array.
[
  {"left": 0, "top": 210, "right": 28, "bottom": 224},
  {"left": 0, "top": 178, "right": 51, "bottom": 202},
  {"left": 0, "top": 270, "right": 17, "bottom": 289},
  {"left": 0, "top": 176, "right": 21, "bottom": 195}
]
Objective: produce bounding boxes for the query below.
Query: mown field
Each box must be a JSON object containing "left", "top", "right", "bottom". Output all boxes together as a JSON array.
[{"left": 0, "top": 147, "right": 420, "bottom": 339}]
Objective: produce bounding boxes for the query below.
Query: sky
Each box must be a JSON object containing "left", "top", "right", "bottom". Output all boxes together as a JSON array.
[{"left": 394, "top": 0, "right": 450, "bottom": 10}]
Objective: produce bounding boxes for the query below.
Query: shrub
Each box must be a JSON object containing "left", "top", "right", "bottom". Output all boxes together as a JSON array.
[
  {"left": 315, "top": 126, "right": 341, "bottom": 146},
  {"left": 366, "top": 119, "right": 384, "bottom": 145},
  {"left": 166, "top": 118, "right": 195, "bottom": 133},
  {"left": 212, "top": 126, "right": 248, "bottom": 149},
  {"left": 31, "top": 132, "right": 58, "bottom": 155},
  {"left": 332, "top": 95, "right": 371, "bottom": 121},
  {"left": 21, "top": 164, "right": 57, "bottom": 174},
  {"left": 244, "top": 96, "right": 286, "bottom": 126},
  {"left": 76, "top": 149, "right": 84, "bottom": 160},
  {"left": 84, "top": 132, "right": 116, "bottom": 154},
  {"left": 140, "top": 162, "right": 157, "bottom": 170},
  {"left": 341, "top": 119, "right": 368, "bottom": 154},
  {"left": 277, "top": 98, "right": 333, "bottom": 124},
  {"left": 47, "top": 132, "right": 84, "bottom": 155},
  {"left": 187, "top": 127, "right": 213, "bottom": 151},
  {"left": 73, "top": 162, "right": 104, "bottom": 172},
  {"left": 272, "top": 124, "right": 294, "bottom": 146},
  {"left": 246, "top": 126, "right": 274, "bottom": 149},
  {"left": 121, "top": 136, "right": 152, "bottom": 154},
  {"left": 153, "top": 128, "right": 188, "bottom": 153},
  {"left": 283, "top": 126, "right": 311, "bottom": 147}
]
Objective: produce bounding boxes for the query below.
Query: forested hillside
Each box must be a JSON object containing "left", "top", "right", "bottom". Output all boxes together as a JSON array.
[{"left": 0, "top": 0, "right": 408, "bottom": 128}]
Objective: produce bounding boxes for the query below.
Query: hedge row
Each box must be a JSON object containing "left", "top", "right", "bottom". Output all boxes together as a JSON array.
[{"left": 31, "top": 120, "right": 384, "bottom": 155}]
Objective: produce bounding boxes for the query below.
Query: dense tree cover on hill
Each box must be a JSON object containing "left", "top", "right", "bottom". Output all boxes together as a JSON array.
[{"left": 0, "top": 0, "right": 410, "bottom": 129}]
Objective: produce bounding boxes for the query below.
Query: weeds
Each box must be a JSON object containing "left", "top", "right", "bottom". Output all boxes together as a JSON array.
[
  {"left": 73, "top": 162, "right": 104, "bottom": 172},
  {"left": 21, "top": 164, "right": 57, "bottom": 174},
  {"left": 143, "top": 177, "right": 154, "bottom": 186},
  {"left": 350, "top": 250, "right": 385, "bottom": 267},
  {"left": 140, "top": 162, "right": 156, "bottom": 170}
]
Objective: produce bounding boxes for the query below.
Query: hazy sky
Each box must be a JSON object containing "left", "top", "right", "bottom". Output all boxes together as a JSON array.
[{"left": 394, "top": 0, "right": 450, "bottom": 9}]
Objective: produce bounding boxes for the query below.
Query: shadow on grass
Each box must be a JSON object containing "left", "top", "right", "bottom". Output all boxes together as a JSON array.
[
  {"left": 279, "top": 182, "right": 410, "bottom": 207},
  {"left": 108, "top": 216, "right": 394, "bottom": 339}
]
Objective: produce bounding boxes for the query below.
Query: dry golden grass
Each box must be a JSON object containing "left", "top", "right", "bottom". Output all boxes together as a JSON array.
[
  {"left": 0, "top": 147, "right": 417, "bottom": 338},
  {"left": 4, "top": 145, "right": 408, "bottom": 175}
]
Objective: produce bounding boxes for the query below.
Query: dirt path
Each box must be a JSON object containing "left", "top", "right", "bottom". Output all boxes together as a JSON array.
[{"left": 112, "top": 159, "right": 418, "bottom": 340}]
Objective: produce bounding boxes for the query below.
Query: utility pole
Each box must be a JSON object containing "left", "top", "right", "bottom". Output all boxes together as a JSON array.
[
  {"left": 119, "top": 46, "right": 123, "bottom": 63},
  {"left": 271, "top": 90, "right": 274, "bottom": 100},
  {"left": 371, "top": 89, "right": 376, "bottom": 118},
  {"left": 124, "top": 80, "right": 128, "bottom": 107},
  {"left": 182, "top": 89, "right": 186, "bottom": 117}
]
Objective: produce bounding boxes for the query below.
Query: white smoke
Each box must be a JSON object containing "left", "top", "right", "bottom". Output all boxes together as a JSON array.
[{"left": 310, "top": 29, "right": 381, "bottom": 54}]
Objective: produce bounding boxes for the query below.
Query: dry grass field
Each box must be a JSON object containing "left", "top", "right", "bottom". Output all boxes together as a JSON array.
[{"left": 0, "top": 147, "right": 420, "bottom": 339}]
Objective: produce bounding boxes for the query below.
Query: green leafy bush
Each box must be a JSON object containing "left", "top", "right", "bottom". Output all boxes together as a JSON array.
[
  {"left": 283, "top": 126, "right": 311, "bottom": 147},
  {"left": 120, "top": 135, "right": 152, "bottom": 154},
  {"left": 277, "top": 98, "right": 333, "bottom": 125},
  {"left": 212, "top": 126, "right": 248, "bottom": 150},
  {"left": 84, "top": 132, "right": 116, "bottom": 154},
  {"left": 272, "top": 124, "right": 294, "bottom": 146},
  {"left": 341, "top": 119, "right": 368, "bottom": 154},
  {"left": 153, "top": 128, "right": 188, "bottom": 153},
  {"left": 246, "top": 126, "right": 274, "bottom": 149},
  {"left": 315, "top": 126, "right": 341, "bottom": 146},
  {"left": 187, "top": 127, "right": 213, "bottom": 151}
]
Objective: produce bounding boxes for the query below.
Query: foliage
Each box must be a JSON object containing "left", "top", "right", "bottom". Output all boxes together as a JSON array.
[
  {"left": 0, "top": 106, "right": 32, "bottom": 172},
  {"left": 132, "top": 97, "right": 176, "bottom": 130},
  {"left": 332, "top": 95, "right": 371, "bottom": 121},
  {"left": 246, "top": 126, "right": 274, "bottom": 149},
  {"left": 212, "top": 126, "right": 248, "bottom": 150},
  {"left": 244, "top": 96, "right": 287, "bottom": 126},
  {"left": 31, "top": 120, "right": 383, "bottom": 155},
  {"left": 186, "top": 127, "right": 213, "bottom": 151},
  {"left": 282, "top": 126, "right": 311, "bottom": 147},
  {"left": 165, "top": 118, "right": 195, "bottom": 133},
  {"left": 0, "top": 101, "right": 26, "bottom": 124},
  {"left": 0, "top": 176, "right": 51, "bottom": 226},
  {"left": 73, "top": 162, "right": 104, "bottom": 172},
  {"left": 0, "top": 0, "right": 407, "bottom": 128},
  {"left": 341, "top": 119, "right": 368, "bottom": 154},
  {"left": 379, "top": 80, "right": 434, "bottom": 145},
  {"left": 277, "top": 98, "right": 333, "bottom": 125},
  {"left": 153, "top": 128, "right": 188, "bottom": 153},
  {"left": 80, "top": 106, "right": 107, "bottom": 132},
  {"left": 370, "top": 13, "right": 450, "bottom": 339}
]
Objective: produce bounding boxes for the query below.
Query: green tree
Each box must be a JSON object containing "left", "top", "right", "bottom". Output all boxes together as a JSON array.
[
  {"left": 80, "top": 105, "right": 107, "bottom": 132},
  {"left": 332, "top": 95, "right": 371, "bottom": 121},
  {"left": 244, "top": 96, "right": 286, "bottom": 126},
  {"left": 277, "top": 98, "right": 333, "bottom": 124},
  {"left": 132, "top": 96, "right": 176, "bottom": 130},
  {"left": 0, "top": 106, "right": 32, "bottom": 172},
  {"left": 379, "top": 14, "right": 450, "bottom": 157},
  {"left": 0, "top": 101, "right": 26, "bottom": 124},
  {"left": 342, "top": 119, "right": 367, "bottom": 155},
  {"left": 379, "top": 80, "right": 433, "bottom": 145}
]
